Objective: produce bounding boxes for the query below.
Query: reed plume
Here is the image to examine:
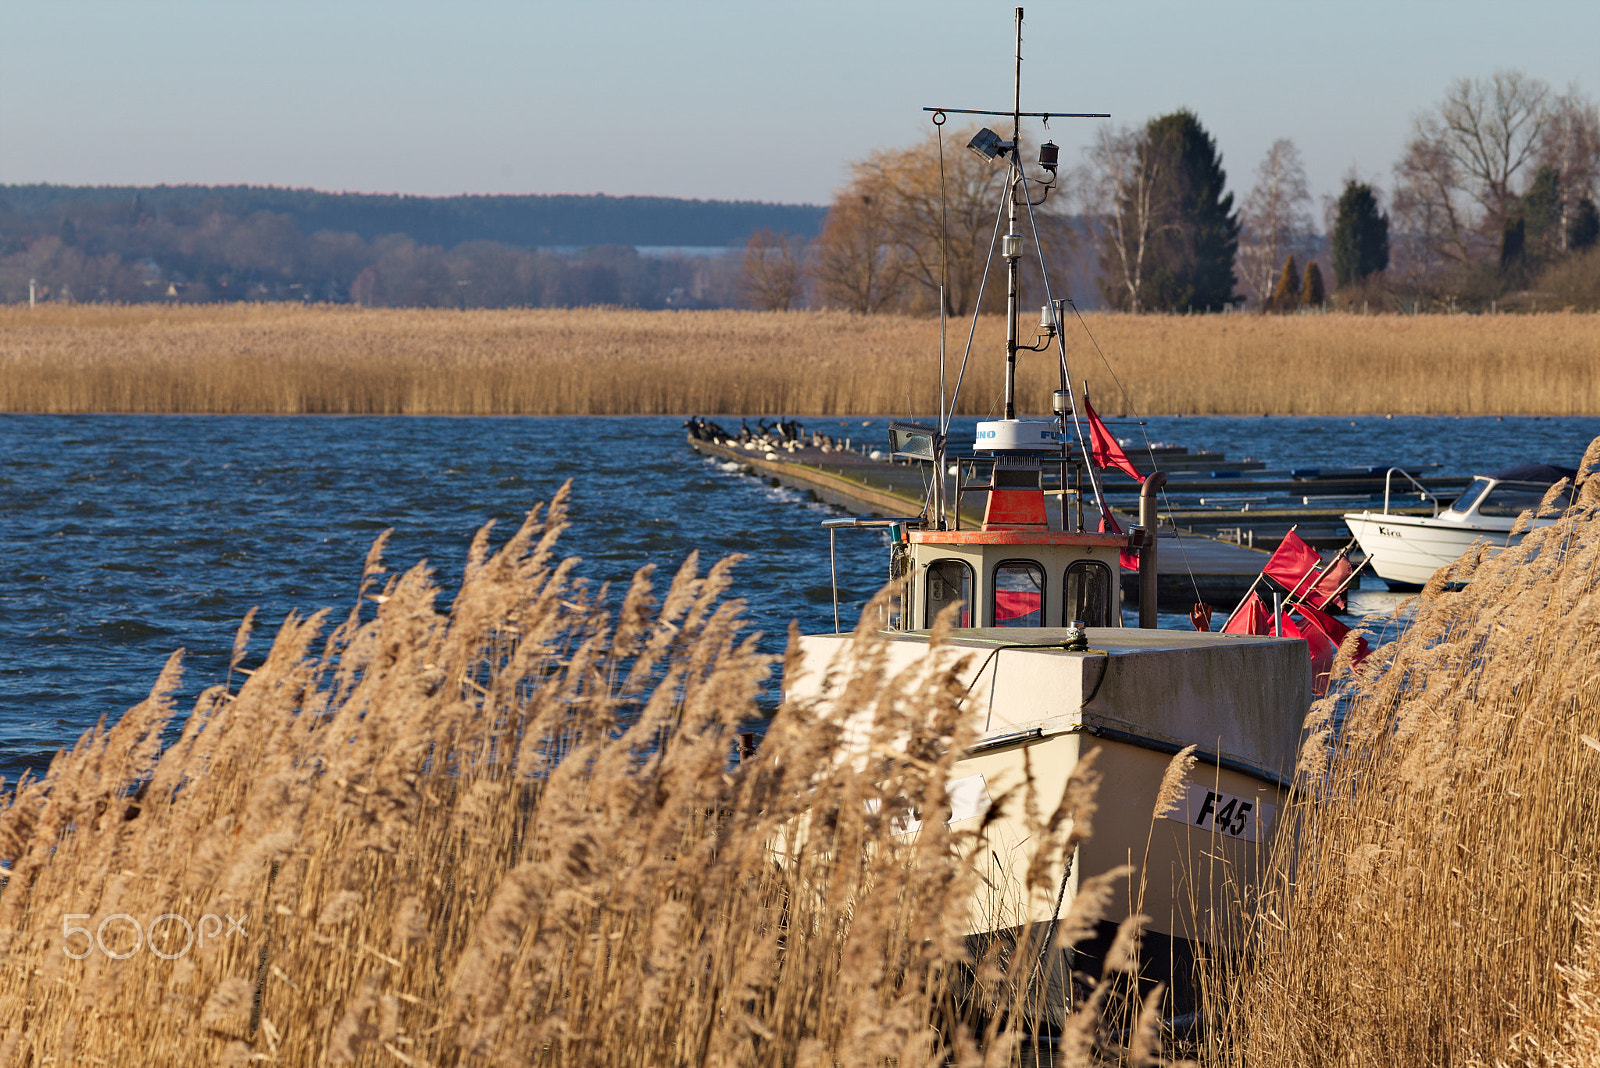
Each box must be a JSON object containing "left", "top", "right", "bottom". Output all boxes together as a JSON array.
[
  {"left": 0, "top": 486, "right": 1161, "bottom": 1066},
  {"left": 1209, "top": 435, "right": 1600, "bottom": 1065}
]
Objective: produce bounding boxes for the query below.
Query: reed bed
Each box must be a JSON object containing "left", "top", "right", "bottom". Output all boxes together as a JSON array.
[
  {"left": 1, "top": 303, "right": 1598, "bottom": 416},
  {"left": 0, "top": 486, "right": 1168, "bottom": 1066},
  {"left": 1210, "top": 443, "right": 1600, "bottom": 1066}
]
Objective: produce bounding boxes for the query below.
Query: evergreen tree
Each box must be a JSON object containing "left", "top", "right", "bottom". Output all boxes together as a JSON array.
[
  {"left": 1499, "top": 215, "right": 1526, "bottom": 273},
  {"left": 1269, "top": 253, "right": 1300, "bottom": 312},
  {"left": 1302, "top": 261, "right": 1326, "bottom": 307},
  {"left": 1520, "top": 165, "right": 1562, "bottom": 260},
  {"left": 1136, "top": 110, "right": 1240, "bottom": 312},
  {"left": 1330, "top": 181, "right": 1388, "bottom": 286},
  {"left": 1569, "top": 197, "right": 1600, "bottom": 252}
]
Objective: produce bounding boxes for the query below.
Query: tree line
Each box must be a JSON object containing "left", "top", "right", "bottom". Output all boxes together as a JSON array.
[
  {"left": 752, "top": 68, "right": 1600, "bottom": 315},
  {"left": 7, "top": 68, "right": 1596, "bottom": 313},
  {"left": 0, "top": 188, "right": 819, "bottom": 308}
]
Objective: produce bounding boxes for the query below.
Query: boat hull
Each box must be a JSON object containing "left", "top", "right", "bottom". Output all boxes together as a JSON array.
[
  {"left": 955, "top": 725, "right": 1282, "bottom": 946},
  {"left": 790, "top": 628, "right": 1305, "bottom": 941},
  {"left": 1343, "top": 511, "right": 1516, "bottom": 589},
  {"left": 789, "top": 627, "right": 1305, "bottom": 1023}
]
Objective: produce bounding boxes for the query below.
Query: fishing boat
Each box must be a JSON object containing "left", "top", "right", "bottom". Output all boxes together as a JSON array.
[
  {"left": 781, "top": 8, "right": 1310, "bottom": 1023},
  {"left": 1343, "top": 462, "right": 1576, "bottom": 589}
]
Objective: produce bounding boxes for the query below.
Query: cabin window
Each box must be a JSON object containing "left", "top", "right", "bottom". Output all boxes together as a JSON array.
[
  {"left": 1476, "top": 482, "right": 1568, "bottom": 517},
  {"left": 1062, "top": 560, "right": 1115, "bottom": 628},
  {"left": 992, "top": 560, "right": 1045, "bottom": 627},
  {"left": 1447, "top": 478, "right": 1491, "bottom": 514},
  {"left": 925, "top": 559, "right": 973, "bottom": 628}
]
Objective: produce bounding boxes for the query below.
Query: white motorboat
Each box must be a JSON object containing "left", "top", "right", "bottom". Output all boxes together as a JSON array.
[
  {"left": 1344, "top": 463, "right": 1576, "bottom": 589},
  {"left": 780, "top": 9, "right": 1310, "bottom": 1023}
]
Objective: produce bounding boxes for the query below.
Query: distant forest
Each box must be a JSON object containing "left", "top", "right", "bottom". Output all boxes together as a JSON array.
[{"left": 0, "top": 185, "right": 827, "bottom": 308}]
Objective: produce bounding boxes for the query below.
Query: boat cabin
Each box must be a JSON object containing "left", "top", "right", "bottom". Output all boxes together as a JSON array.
[
  {"left": 907, "top": 530, "right": 1123, "bottom": 629},
  {"left": 861, "top": 417, "right": 1143, "bottom": 633},
  {"left": 1440, "top": 465, "right": 1576, "bottom": 529}
]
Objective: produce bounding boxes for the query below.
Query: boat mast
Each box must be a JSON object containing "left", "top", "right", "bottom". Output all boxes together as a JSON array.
[{"left": 1003, "top": 6, "right": 1023, "bottom": 421}]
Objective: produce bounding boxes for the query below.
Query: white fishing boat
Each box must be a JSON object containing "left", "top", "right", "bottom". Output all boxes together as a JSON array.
[
  {"left": 783, "top": 8, "right": 1310, "bottom": 1022},
  {"left": 1343, "top": 463, "right": 1575, "bottom": 589}
]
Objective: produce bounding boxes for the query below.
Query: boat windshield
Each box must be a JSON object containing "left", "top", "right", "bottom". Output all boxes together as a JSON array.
[
  {"left": 1477, "top": 481, "right": 1571, "bottom": 517},
  {"left": 1447, "top": 478, "right": 1492, "bottom": 514}
]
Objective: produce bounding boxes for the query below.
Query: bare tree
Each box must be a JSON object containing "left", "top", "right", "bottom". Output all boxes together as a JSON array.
[
  {"left": 1237, "top": 139, "right": 1313, "bottom": 307},
  {"left": 1083, "top": 124, "right": 1163, "bottom": 313},
  {"left": 809, "top": 195, "right": 905, "bottom": 313},
  {"left": 844, "top": 127, "right": 1013, "bottom": 316},
  {"left": 1434, "top": 70, "right": 1552, "bottom": 219},
  {"left": 1538, "top": 87, "right": 1600, "bottom": 248},
  {"left": 740, "top": 229, "right": 807, "bottom": 311},
  {"left": 1391, "top": 134, "right": 1473, "bottom": 283},
  {"left": 1398, "top": 71, "right": 1553, "bottom": 259}
]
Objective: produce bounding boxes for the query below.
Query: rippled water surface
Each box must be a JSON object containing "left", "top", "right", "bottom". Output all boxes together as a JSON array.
[{"left": 4, "top": 413, "right": 1598, "bottom": 778}]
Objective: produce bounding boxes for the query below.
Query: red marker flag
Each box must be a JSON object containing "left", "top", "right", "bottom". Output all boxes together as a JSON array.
[
  {"left": 1307, "top": 555, "right": 1353, "bottom": 612},
  {"left": 1097, "top": 503, "right": 1141, "bottom": 571},
  {"left": 1221, "top": 591, "right": 1272, "bottom": 635},
  {"left": 1293, "top": 601, "right": 1370, "bottom": 667},
  {"left": 1263, "top": 531, "right": 1324, "bottom": 598},
  {"left": 1085, "top": 398, "right": 1145, "bottom": 482},
  {"left": 1278, "top": 612, "right": 1339, "bottom": 696}
]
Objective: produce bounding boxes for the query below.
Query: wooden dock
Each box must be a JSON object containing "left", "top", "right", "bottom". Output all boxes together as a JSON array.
[{"left": 688, "top": 437, "right": 1278, "bottom": 612}]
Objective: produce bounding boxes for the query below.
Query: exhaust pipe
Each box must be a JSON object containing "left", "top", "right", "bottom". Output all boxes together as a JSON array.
[{"left": 1138, "top": 472, "right": 1167, "bottom": 628}]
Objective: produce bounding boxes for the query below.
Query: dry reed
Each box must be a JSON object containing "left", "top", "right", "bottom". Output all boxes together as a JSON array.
[
  {"left": 0, "top": 486, "right": 1170, "bottom": 1066},
  {"left": 2, "top": 303, "right": 1598, "bottom": 416},
  {"left": 1208, "top": 442, "right": 1600, "bottom": 1065}
]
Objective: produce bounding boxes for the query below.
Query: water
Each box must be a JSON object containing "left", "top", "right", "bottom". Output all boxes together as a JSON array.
[{"left": 4, "top": 413, "right": 1598, "bottom": 779}]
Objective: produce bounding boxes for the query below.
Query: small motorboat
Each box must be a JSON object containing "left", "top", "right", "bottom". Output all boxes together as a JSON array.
[{"left": 1343, "top": 462, "right": 1576, "bottom": 590}]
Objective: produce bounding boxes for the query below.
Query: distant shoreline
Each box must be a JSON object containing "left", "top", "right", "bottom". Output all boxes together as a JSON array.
[{"left": 3, "top": 304, "right": 1597, "bottom": 417}]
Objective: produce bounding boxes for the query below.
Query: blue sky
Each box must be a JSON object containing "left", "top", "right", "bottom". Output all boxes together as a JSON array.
[{"left": 2, "top": 0, "right": 1595, "bottom": 213}]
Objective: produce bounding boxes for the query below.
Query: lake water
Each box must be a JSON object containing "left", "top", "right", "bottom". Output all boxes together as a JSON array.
[{"left": 4, "top": 413, "right": 1598, "bottom": 779}]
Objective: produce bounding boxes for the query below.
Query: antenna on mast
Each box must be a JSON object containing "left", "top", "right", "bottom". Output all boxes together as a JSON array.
[
  {"left": 923, "top": 11, "right": 1106, "bottom": 425},
  {"left": 919, "top": 9, "right": 1109, "bottom": 526}
]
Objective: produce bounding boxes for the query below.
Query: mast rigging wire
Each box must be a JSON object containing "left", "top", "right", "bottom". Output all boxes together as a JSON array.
[
  {"left": 935, "top": 111, "right": 949, "bottom": 432},
  {"left": 939, "top": 167, "right": 1011, "bottom": 437},
  {"left": 1014, "top": 169, "right": 1106, "bottom": 515}
]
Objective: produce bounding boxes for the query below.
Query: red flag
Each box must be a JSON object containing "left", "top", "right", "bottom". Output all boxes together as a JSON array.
[
  {"left": 1307, "top": 555, "right": 1353, "bottom": 612},
  {"left": 994, "top": 589, "right": 1042, "bottom": 622},
  {"left": 1221, "top": 591, "right": 1272, "bottom": 635},
  {"left": 1085, "top": 398, "right": 1144, "bottom": 482},
  {"left": 1263, "top": 531, "right": 1323, "bottom": 599},
  {"left": 1278, "top": 612, "right": 1339, "bottom": 696},
  {"left": 1293, "top": 601, "right": 1370, "bottom": 667},
  {"left": 1097, "top": 504, "right": 1141, "bottom": 571}
]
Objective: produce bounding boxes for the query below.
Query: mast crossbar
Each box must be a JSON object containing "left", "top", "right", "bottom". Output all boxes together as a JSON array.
[{"left": 922, "top": 107, "right": 1109, "bottom": 119}]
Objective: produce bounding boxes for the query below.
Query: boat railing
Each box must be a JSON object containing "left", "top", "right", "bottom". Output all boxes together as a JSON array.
[
  {"left": 953, "top": 455, "right": 1083, "bottom": 532},
  {"left": 1383, "top": 467, "right": 1444, "bottom": 516},
  {"left": 821, "top": 517, "right": 924, "bottom": 634}
]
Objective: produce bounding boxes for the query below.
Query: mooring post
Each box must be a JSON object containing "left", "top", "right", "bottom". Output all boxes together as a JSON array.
[{"left": 1138, "top": 472, "right": 1167, "bottom": 628}]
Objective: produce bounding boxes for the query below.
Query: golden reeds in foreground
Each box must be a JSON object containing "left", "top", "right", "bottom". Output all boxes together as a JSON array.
[
  {"left": 1210, "top": 451, "right": 1600, "bottom": 1066},
  {"left": 0, "top": 486, "right": 1167, "bottom": 1066},
  {"left": 1, "top": 303, "right": 1599, "bottom": 415}
]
